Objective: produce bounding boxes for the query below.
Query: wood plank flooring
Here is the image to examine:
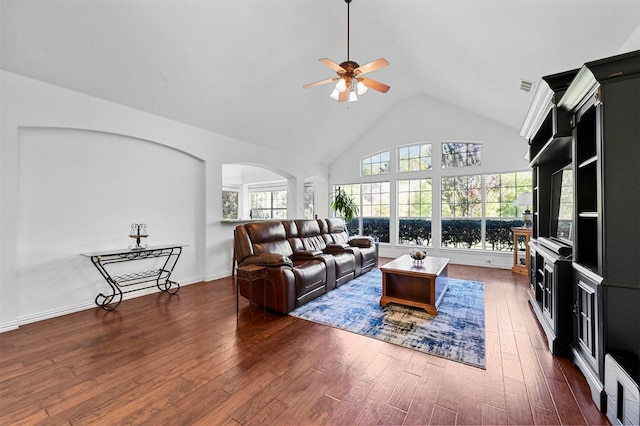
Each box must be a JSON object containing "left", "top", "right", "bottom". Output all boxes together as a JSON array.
[{"left": 0, "top": 260, "right": 609, "bottom": 425}]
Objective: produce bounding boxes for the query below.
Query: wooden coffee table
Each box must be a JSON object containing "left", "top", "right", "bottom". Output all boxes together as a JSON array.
[{"left": 380, "top": 254, "right": 450, "bottom": 315}]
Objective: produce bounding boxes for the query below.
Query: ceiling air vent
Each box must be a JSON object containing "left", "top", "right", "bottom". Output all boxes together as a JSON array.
[{"left": 520, "top": 79, "right": 534, "bottom": 93}]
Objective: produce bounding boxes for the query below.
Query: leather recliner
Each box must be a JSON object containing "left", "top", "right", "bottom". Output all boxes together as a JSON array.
[
  {"left": 234, "top": 221, "right": 327, "bottom": 312},
  {"left": 233, "top": 218, "right": 378, "bottom": 314},
  {"left": 319, "top": 218, "right": 378, "bottom": 274},
  {"left": 292, "top": 219, "right": 356, "bottom": 287}
]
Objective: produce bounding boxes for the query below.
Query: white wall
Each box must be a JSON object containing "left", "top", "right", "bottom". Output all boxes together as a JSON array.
[
  {"left": 16, "top": 127, "right": 205, "bottom": 321},
  {"left": 0, "top": 70, "right": 327, "bottom": 331},
  {"left": 330, "top": 95, "right": 531, "bottom": 267}
]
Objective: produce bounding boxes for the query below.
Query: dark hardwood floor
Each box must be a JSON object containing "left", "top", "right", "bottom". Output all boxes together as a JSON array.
[{"left": 0, "top": 260, "right": 609, "bottom": 425}]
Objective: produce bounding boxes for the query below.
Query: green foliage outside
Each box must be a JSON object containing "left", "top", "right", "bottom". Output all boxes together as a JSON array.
[
  {"left": 222, "top": 190, "right": 238, "bottom": 219},
  {"left": 361, "top": 151, "right": 390, "bottom": 176}
]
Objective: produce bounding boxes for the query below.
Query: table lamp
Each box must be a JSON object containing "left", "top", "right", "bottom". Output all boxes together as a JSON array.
[{"left": 513, "top": 192, "right": 533, "bottom": 227}]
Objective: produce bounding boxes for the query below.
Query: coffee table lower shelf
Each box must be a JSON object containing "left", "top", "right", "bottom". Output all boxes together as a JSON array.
[{"left": 380, "top": 255, "right": 450, "bottom": 315}]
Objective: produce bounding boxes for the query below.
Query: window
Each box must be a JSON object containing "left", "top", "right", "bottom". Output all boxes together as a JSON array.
[
  {"left": 250, "top": 190, "right": 287, "bottom": 219},
  {"left": 361, "top": 151, "right": 390, "bottom": 176},
  {"left": 441, "top": 175, "right": 482, "bottom": 249},
  {"left": 485, "top": 171, "right": 532, "bottom": 217},
  {"left": 442, "top": 142, "right": 482, "bottom": 168},
  {"left": 222, "top": 190, "right": 239, "bottom": 219},
  {"left": 485, "top": 171, "right": 533, "bottom": 251},
  {"left": 303, "top": 182, "right": 315, "bottom": 219},
  {"left": 333, "top": 184, "right": 361, "bottom": 235},
  {"left": 398, "top": 143, "right": 432, "bottom": 172},
  {"left": 398, "top": 178, "right": 432, "bottom": 246},
  {"left": 361, "top": 181, "right": 390, "bottom": 242}
]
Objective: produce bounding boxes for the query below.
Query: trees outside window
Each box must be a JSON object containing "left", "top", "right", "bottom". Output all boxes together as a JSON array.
[
  {"left": 485, "top": 171, "right": 533, "bottom": 251},
  {"left": 339, "top": 146, "right": 531, "bottom": 251},
  {"left": 361, "top": 151, "right": 390, "bottom": 176},
  {"left": 222, "top": 190, "right": 239, "bottom": 219},
  {"left": 398, "top": 178, "right": 432, "bottom": 245},
  {"left": 361, "top": 182, "right": 390, "bottom": 242},
  {"left": 250, "top": 190, "right": 287, "bottom": 219},
  {"left": 303, "top": 182, "right": 315, "bottom": 219},
  {"left": 441, "top": 175, "right": 482, "bottom": 249},
  {"left": 398, "top": 143, "right": 432, "bottom": 172},
  {"left": 442, "top": 142, "right": 482, "bottom": 168}
]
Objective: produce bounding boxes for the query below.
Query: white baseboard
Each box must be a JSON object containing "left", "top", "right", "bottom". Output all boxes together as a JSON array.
[
  {"left": 0, "top": 320, "right": 20, "bottom": 333},
  {"left": 204, "top": 271, "right": 231, "bottom": 282},
  {"left": 5, "top": 275, "right": 204, "bottom": 330}
]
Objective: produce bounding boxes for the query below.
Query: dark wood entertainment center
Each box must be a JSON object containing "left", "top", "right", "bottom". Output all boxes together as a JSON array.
[{"left": 521, "top": 51, "right": 639, "bottom": 423}]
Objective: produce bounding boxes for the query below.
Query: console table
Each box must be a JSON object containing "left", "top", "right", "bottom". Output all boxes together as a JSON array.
[{"left": 81, "top": 244, "right": 185, "bottom": 311}]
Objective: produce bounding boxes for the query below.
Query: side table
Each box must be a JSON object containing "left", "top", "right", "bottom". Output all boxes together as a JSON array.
[
  {"left": 511, "top": 227, "right": 532, "bottom": 275},
  {"left": 236, "top": 265, "right": 275, "bottom": 322}
]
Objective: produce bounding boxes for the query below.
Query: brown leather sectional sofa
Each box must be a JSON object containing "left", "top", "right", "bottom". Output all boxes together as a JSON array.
[{"left": 233, "top": 218, "right": 378, "bottom": 313}]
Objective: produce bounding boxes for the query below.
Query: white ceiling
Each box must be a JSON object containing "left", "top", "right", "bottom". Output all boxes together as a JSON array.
[{"left": 2, "top": 0, "right": 639, "bottom": 165}]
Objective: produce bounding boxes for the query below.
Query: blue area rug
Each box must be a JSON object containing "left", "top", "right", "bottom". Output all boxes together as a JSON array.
[{"left": 289, "top": 269, "right": 486, "bottom": 368}]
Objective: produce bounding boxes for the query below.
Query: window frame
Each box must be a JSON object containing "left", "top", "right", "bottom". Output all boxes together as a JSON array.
[
  {"left": 221, "top": 188, "right": 240, "bottom": 220},
  {"left": 361, "top": 150, "right": 390, "bottom": 176},
  {"left": 249, "top": 188, "right": 287, "bottom": 219},
  {"left": 441, "top": 141, "right": 482, "bottom": 168},
  {"left": 398, "top": 143, "right": 432, "bottom": 173},
  {"left": 397, "top": 178, "right": 433, "bottom": 246}
]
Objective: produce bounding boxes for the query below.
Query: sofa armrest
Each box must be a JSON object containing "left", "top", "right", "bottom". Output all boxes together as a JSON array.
[
  {"left": 240, "top": 253, "right": 293, "bottom": 268},
  {"left": 349, "top": 237, "right": 375, "bottom": 248},
  {"left": 292, "top": 250, "right": 324, "bottom": 259},
  {"left": 325, "top": 243, "right": 350, "bottom": 250},
  {"left": 324, "top": 244, "right": 358, "bottom": 256}
]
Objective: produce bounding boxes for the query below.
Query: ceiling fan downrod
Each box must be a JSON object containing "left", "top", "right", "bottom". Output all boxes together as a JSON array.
[{"left": 346, "top": 0, "right": 351, "bottom": 62}]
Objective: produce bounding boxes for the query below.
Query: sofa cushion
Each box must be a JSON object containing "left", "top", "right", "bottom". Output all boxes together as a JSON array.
[
  {"left": 245, "top": 221, "right": 294, "bottom": 257},
  {"left": 295, "top": 219, "right": 328, "bottom": 252},
  {"left": 246, "top": 220, "right": 287, "bottom": 243},
  {"left": 253, "top": 239, "right": 293, "bottom": 257},
  {"left": 325, "top": 218, "right": 351, "bottom": 245}
]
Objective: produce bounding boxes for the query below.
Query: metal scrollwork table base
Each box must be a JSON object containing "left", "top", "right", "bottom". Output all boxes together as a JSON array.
[{"left": 82, "top": 245, "right": 185, "bottom": 311}]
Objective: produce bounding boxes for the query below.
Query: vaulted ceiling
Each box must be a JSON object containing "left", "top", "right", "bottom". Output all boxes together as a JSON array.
[{"left": 2, "top": 0, "right": 638, "bottom": 165}]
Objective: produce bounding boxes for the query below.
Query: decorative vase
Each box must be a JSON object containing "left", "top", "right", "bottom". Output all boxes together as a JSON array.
[{"left": 409, "top": 249, "right": 427, "bottom": 264}]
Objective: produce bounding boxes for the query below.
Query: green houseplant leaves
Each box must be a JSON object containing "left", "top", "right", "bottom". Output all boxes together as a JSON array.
[{"left": 331, "top": 187, "right": 359, "bottom": 222}]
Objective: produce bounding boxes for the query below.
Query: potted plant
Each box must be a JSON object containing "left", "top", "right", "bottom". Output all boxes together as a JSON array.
[{"left": 331, "top": 187, "right": 359, "bottom": 223}]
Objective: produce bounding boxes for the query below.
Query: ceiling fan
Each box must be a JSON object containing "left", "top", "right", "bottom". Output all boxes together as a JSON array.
[{"left": 303, "top": 0, "right": 390, "bottom": 103}]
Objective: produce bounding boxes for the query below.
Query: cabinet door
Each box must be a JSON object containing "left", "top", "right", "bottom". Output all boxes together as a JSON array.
[
  {"left": 529, "top": 251, "right": 536, "bottom": 293},
  {"left": 543, "top": 262, "right": 554, "bottom": 321},
  {"left": 574, "top": 271, "right": 601, "bottom": 374}
]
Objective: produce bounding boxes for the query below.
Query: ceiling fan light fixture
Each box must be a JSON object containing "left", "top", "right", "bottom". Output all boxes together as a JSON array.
[
  {"left": 356, "top": 80, "right": 368, "bottom": 95},
  {"left": 303, "top": 0, "right": 389, "bottom": 102}
]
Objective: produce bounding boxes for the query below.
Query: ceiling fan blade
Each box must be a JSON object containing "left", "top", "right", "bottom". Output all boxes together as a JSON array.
[
  {"left": 361, "top": 77, "right": 390, "bottom": 93},
  {"left": 319, "top": 58, "right": 346, "bottom": 73},
  {"left": 355, "top": 58, "right": 389, "bottom": 75},
  {"left": 303, "top": 77, "right": 339, "bottom": 89}
]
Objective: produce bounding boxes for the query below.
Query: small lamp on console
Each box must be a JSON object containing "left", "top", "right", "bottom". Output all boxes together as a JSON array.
[{"left": 513, "top": 192, "right": 533, "bottom": 228}]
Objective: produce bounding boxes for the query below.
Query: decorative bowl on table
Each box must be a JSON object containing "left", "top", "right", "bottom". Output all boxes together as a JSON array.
[{"left": 409, "top": 249, "right": 427, "bottom": 264}]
